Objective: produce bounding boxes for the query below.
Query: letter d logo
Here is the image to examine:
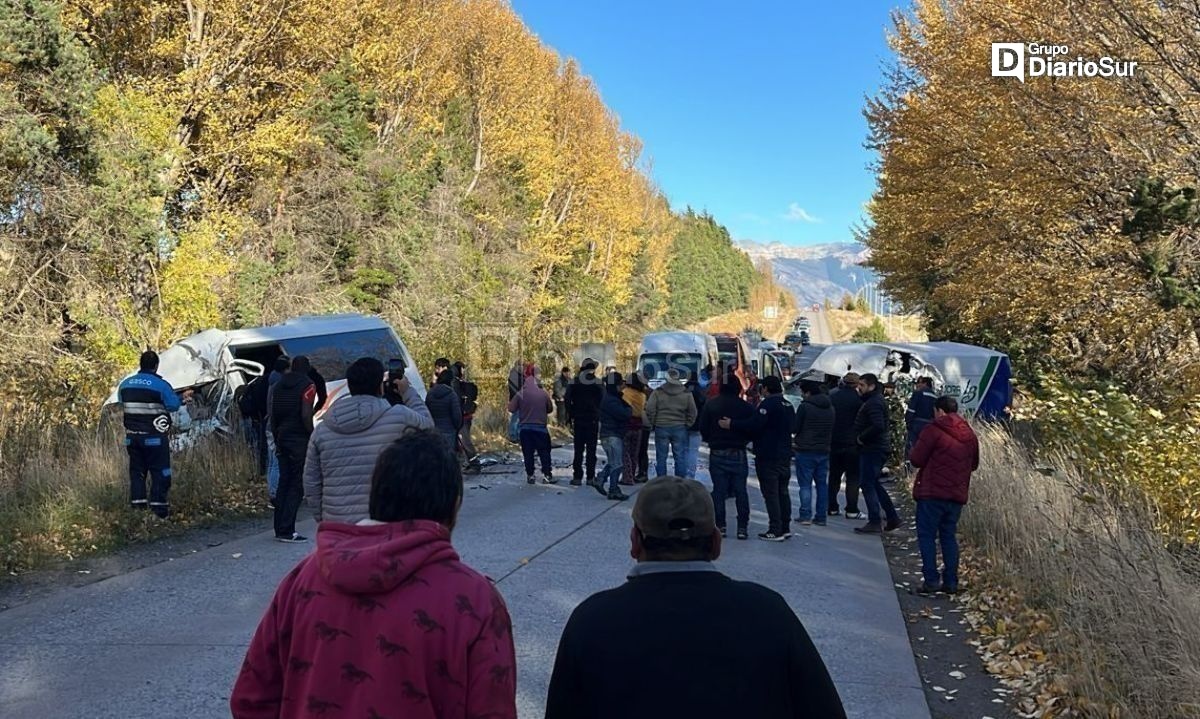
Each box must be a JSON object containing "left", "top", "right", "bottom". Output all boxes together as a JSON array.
[{"left": 991, "top": 42, "right": 1025, "bottom": 82}]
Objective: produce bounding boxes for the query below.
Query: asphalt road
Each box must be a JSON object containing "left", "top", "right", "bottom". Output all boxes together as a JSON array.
[{"left": 0, "top": 443, "right": 929, "bottom": 719}]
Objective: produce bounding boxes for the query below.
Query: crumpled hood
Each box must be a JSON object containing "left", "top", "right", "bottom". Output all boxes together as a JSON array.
[
  {"left": 804, "top": 392, "right": 833, "bottom": 410},
  {"left": 932, "top": 413, "right": 975, "bottom": 442},
  {"left": 316, "top": 520, "right": 459, "bottom": 595},
  {"left": 658, "top": 379, "right": 687, "bottom": 396},
  {"left": 322, "top": 395, "right": 390, "bottom": 434}
]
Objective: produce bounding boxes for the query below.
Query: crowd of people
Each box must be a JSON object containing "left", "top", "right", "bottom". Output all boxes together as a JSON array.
[{"left": 117, "top": 345, "right": 979, "bottom": 717}]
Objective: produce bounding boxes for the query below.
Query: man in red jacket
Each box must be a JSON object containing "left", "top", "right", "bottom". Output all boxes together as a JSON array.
[
  {"left": 909, "top": 396, "right": 979, "bottom": 595},
  {"left": 230, "top": 429, "right": 517, "bottom": 719}
]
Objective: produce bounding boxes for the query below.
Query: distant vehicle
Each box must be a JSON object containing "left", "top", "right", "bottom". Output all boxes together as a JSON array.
[
  {"left": 637, "top": 331, "right": 720, "bottom": 390},
  {"left": 783, "top": 332, "right": 804, "bottom": 348},
  {"left": 751, "top": 348, "right": 785, "bottom": 384},
  {"left": 769, "top": 350, "right": 793, "bottom": 380},
  {"left": 800, "top": 330, "right": 811, "bottom": 346},
  {"left": 812, "top": 303, "right": 821, "bottom": 312},
  {"left": 102, "top": 313, "right": 425, "bottom": 448}
]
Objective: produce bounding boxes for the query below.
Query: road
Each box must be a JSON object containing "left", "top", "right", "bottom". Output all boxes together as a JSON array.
[
  {"left": 0, "top": 443, "right": 928, "bottom": 719},
  {"left": 786, "top": 309, "right": 833, "bottom": 378}
]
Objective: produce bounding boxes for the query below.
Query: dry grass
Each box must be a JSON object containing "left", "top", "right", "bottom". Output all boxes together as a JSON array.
[
  {"left": 960, "top": 425, "right": 1200, "bottom": 717},
  {"left": 826, "top": 308, "right": 927, "bottom": 342},
  {"left": 0, "top": 409, "right": 265, "bottom": 575}
]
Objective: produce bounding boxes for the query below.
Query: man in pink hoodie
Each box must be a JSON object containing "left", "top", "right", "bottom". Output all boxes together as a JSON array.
[
  {"left": 230, "top": 430, "right": 517, "bottom": 719},
  {"left": 508, "top": 365, "right": 557, "bottom": 485}
]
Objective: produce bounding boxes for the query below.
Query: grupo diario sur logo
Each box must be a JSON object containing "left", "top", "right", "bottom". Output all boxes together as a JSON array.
[{"left": 991, "top": 42, "right": 1138, "bottom": 82}]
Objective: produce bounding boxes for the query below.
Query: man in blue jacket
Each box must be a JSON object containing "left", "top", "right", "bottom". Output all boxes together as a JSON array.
[
  {"left": 118, "top": 351, "right": 183, "bottom": 518},
  {"left": 720, "top": 376, "right": 795, "bottom": 541},
  {"left": 904, "top": 376, "right": 938, "bottom": 460}
]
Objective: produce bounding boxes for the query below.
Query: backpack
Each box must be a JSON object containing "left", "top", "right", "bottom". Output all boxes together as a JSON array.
[{"left": 460, "top": 380, "right": 479, "bottom": 416}]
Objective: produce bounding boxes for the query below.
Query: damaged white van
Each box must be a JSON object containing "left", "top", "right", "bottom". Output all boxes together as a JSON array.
[{"left": 102, "top": 314, "right": 425, "bottom": 449}]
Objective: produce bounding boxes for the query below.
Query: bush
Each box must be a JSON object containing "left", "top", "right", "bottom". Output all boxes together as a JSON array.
[
  {"left": 0, "top": 409, "right": 264, "bottom": 574},
  {"left": 851, "top": 317, "right": 888, "bottom": 343},
  {"left": 960, "top": 425, "right": 1200, "bottom": 717},
  {"left": 1014, "top": 379, "right": 1200, "bottom": 545}
]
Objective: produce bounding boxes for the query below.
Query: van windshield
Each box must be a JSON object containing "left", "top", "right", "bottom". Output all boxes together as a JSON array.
[
  {"left": 640, "top": 352, "right": 701, "bottom": 382},
  {"left": 278, "top": 329, "right": 402, "bottom": 381}
]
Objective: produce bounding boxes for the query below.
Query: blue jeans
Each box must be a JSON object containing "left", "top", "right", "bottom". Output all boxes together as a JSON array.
[
  {"left": 708, "top": 448, "right": 749, "bottom": 530},
  {"left": 794, "top": 451, "right": 829, "bottom": 522},
  {"left": 859, "top": 450, "right": 899, "bottom": 525},
  {"left": 686, "top": 431, "right": 701, "bottom": 479},
  {"left": 599, "top": 435, "right": 624, "bottom": 492},
  {"left": 654, "top": 425, "right": 688, "bottom": 477},
  {"left": 917, "top": 499, "right": 963, "bottom": 587},
  {"left": 265, "top": 428, "right": 280, "bottom": 499}
]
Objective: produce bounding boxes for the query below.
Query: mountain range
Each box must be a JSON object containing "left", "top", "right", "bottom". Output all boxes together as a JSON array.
[{"left": 737, "top": 240, "right": 878, "bottom": 307}]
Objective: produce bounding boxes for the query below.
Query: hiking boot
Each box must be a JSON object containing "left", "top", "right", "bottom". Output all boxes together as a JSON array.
[
  {"left": 917, "top": 581, "right": 942, "bottom": 595},
  {"left": 569, "top": 477, "right": 583, "bottom": 486},
  {"left": 884, "top": 518, "right": 902, "bottom": 532},
  {"left": 943, "top": 584, "right": 961, "bottom": 595},
  {"left": 854, "top": 522, "right": 883, "bottom": 534},
  {"left": 758, "top": 531, "right": 788, "bottom": 542},
  {"left": 526, "top": 474, "right": 536, "bottom": 484},
  {"left": 275, "top": 533, "right": 308, "bottom": 543},
  {"left": 542, "top": 474, "right": 558, "bottom": 485},
  {"left": 736, "top": 529, "right": 749, "bottom": 540},
  {"left": 844, "top": 511, "right": 863, "bottom": 520},
  {"left": 607, "top": 490, "right": 629, "bottom": 501}
]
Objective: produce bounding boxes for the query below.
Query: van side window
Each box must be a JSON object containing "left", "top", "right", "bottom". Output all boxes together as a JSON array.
[{"left": 279, "top": 329, "right": 403, "bottom": 382}]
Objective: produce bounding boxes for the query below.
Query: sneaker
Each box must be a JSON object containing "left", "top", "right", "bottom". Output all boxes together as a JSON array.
[
  {"left": 758, "top": 531, "right": 788, "bottom": 542},
  {"left": 542, "top": 474, "right": 558, "bottom": 485},
  {"left": 814, "top": 519, "right": 827, "bottom": 526},
  {"left": 718, "top": 526, "right": 727, "bottom": 538},
  {"left": 635, "top": 474, "right": 649, "bottom": 484},
  {"left": 593, "top": 481, "right": 609, "bottom": 497},
  {"left": 917, "top": 581, "right": 942, "bottom": 595},
  {"left": 607, "top": 490, "right": 629, "bottom": 501},
  {"left": 799, "top": 519, "right": 813, "bottom": 526},
  {"left": 844, "top": 511, "right": 863, "bottom": 520},
  {"left": 828, "top": 508, "right": 841, "bottom": 516},
  {"left": 854, "top": 522, "right": 883, "bottom": 534},
  {"left": 569, "top": 477, "right": 583, "bottom": 486},
  {"left": 527, "top": 474, "right": 536, "bottom": 484},
  {"left": 736, "top": 529, "right": 749, "bottom": 540},
  {"left": 275, "top": 533, "right": 308, "bottom": 543},
  {"left": 884, "top": 518, "right": 902, "bottom": 532},
  {"left": 943, "top": 584, "right": 961, "bottom": 595}
]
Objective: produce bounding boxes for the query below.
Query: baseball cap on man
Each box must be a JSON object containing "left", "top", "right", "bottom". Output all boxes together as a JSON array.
[{"left": 632, "top": 476, "right": 716, "bottom": 540}]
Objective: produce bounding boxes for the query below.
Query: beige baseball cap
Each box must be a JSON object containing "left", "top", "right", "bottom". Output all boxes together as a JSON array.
[{"left": 632, "top": 476, "right": 717, "bottom": 540}]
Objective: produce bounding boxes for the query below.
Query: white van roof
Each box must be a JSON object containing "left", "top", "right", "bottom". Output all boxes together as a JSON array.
[
  {"left": 104, "top": 314, "right": 392, "bottom": 405},
  {"left": 639, "top": 331, "right": 712, "bottom": 354}
]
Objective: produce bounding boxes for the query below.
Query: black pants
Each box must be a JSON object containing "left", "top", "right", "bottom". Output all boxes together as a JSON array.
[
  {"left": 828, "top": 448, "right": 861, "bottom": 514},
  {"left": 254, "top": 420, "right": 268, "bottom": 476},
  {"left": 756, "top": 456, "right": 792, "bottom": 534},
  {"left": 127, "top": 434, "right": 172, "bottom": 518},
  {"left": 572, "top": 419, "right": 599, "bottom": 480},
  {"left": 274, "top": 438, "right": 307, "bottom": 538},
  {"left": 520, "top": 428, "right": 553, "bottom": 477},
  {"left": 637, "top": 428, "right": 650, "bottom": 478},
  {"left": 709, "top": 448, "right": 750, "bottom": 531}
]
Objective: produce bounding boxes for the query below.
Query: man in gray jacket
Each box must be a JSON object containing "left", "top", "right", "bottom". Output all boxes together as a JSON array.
[
  {"left": 645, "top": 368, "right": 698, "bottom": 478},
  {"left": 303, "top": 357, "right": 433, "bottom": 524}
]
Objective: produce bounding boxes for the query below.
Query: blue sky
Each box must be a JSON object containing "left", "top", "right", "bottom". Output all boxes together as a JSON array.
[{"left": 511, "top": 0, "right": 901, "bottom": 247}]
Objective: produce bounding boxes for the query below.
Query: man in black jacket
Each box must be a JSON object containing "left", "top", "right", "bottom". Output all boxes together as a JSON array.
[
  {"left": 793, "top": 380, "right": 835, "bottom": 526},
  {"left": 270, "top": 356, "right": 316, "bottom": 543},
  {"left": 828, "top": 373, "right": 864, "bottom": 518},
  {"left": 853, "top": 373, "right": 901, "bottom": 534},
  {"left": 565, "top": 361, "right": 603, "bottom": 486},
  {"left": 721, "top": 376, "right": 795, "bottom": 540},
  {"left": 699, "top": 368, "right": 755, "bottom": 540},
  {"left": 545, "top": 476, "right": 846, "bottom": 719}
]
